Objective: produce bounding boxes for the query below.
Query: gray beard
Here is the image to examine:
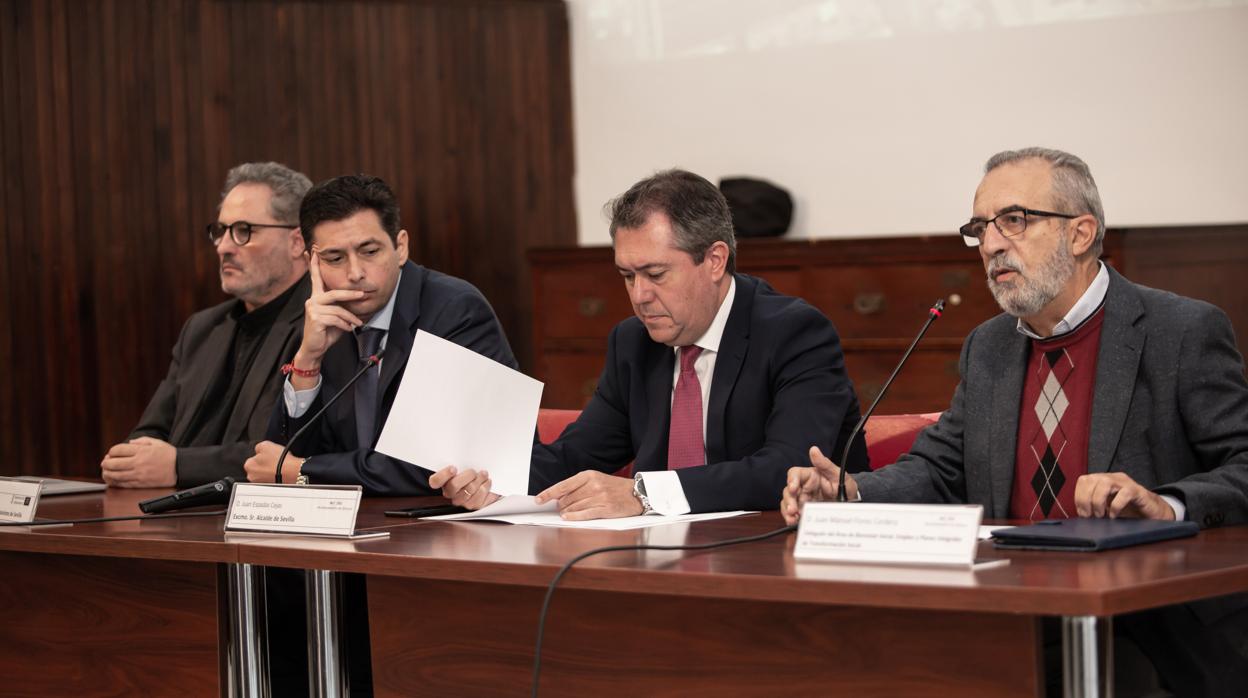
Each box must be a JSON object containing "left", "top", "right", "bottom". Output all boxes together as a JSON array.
[{"left": 986, "top": 242, "right": 1074, "bottom": 318}]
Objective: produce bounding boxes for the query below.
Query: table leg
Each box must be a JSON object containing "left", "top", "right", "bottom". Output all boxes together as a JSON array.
[
  {"left": 228, "top": 562, "right": 270, "bottom": 698},
  {"left": 306, "top": 569, "right": 349, "bottom": 698},
  {"left": 1062, "top": 615, "right": 1112, "bottom": 698}
]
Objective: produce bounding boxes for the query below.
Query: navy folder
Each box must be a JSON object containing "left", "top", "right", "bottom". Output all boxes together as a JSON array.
[{"left": 991, "top": 517, "right": 1199, "bottom": 552}]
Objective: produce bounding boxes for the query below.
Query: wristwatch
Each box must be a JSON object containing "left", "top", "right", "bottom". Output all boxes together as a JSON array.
[
  {"left": 632, "top": 473, "right": 653, "bottom": 514},
  {"left": 295, "top": 457, "right": 310, "bottom": 486}
]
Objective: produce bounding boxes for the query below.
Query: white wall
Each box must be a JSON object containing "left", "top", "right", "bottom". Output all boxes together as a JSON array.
[{"left": 570, "top": 0, "right": 1248, "bottom": 245}]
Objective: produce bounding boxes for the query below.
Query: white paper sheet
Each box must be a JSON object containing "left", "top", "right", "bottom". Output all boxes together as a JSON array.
[
  {"left": 374, "top": 331, "right": 543, "bottom": 496},
  {"left": 429, "top": 497, "right": 751, "bottom": 530},
  {"left": 428, "top": 495, "right": 557, "bottom": 520}
]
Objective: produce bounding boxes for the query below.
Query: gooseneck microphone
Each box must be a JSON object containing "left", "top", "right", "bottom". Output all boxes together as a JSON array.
[
  {"left": 836, "top": 299, "right": 945, "bottom": 502},
  {"left": 139, "top": 476, "right": 236, "bottom": 514},
  {"left": 274, "top": 349, "right": 385, "bottom": 483}
]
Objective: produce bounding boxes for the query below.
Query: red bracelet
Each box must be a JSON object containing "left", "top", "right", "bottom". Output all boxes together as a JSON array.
[{"left": 281, "top": 362, "right": 321, "bottom": 378}]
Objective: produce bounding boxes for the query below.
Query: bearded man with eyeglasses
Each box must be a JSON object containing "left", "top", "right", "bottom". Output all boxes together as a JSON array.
[
  {"left": 101, "top": 161, "right": 312, "bottom": 488},
  {"left": 783, "top": 147, "right": 1248, "bottom": 695}
]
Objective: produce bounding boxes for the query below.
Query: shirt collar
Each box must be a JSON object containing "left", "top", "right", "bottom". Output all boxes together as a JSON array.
[
  {"left": 675, "top": 276, "right": 736, "bottom": 356},
  {"left": 1016, "top": 261, "right": 1108, "bottom": 340},
  {"left": 364, "top": 269, "right": 402, "bottom": 333}
]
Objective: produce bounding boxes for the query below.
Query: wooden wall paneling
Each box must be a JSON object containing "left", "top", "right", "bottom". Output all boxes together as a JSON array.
[
  {"left": 404, "top": 3, "right": 439, "bottom": 273},
  {"left": 63, "top": 0, "right": 105, "bottom": 469},
  {"left": 0, "top": 0, "right": 19, "bottom": 470},
  {"left": 131, "top": 0, "right": 171, "bottom": 433},
  {"left": 4, "top": 0, "right": 29, "bottom": 470},
  {"left": 47, "top": 0, "right": 89, "bottom": 470},
  {"left": 14, "top": 0, "right": 58, "bottom": 471},
  {"left": 181, "top": 0, "right": 217, "bottom": 315}
]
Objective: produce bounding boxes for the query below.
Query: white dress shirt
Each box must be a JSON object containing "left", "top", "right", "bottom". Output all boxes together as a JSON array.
[{"left": 640, "top": 278, "right": 736, "bottom": 516}]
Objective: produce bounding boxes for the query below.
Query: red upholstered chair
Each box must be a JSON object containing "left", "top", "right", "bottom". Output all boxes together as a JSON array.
[
  {"left": 864, "top": 413, "right": 942, "bottom": 470},
  {"left": 537, "top": 408, "right": 581, "bottom": 444},
  {"left": 536, "top": 408, "right": 635, "bottom": 477}
]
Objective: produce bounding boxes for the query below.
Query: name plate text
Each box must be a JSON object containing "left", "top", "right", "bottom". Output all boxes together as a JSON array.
[
  {"left": 0, "top": 478, "right": 42, "bottom": 523},
  {"left": 795, "top": 502, "right": 984, "bottom": 567},
  {"left": 226, "top": 483, "right": 364, "bottom": 537}
]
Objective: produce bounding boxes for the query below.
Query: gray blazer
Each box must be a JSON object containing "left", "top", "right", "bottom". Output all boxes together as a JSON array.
[
  {"left": 855, "top": 266, "right": 1248, "bottom": 530},
  {"left": 129, "top": 275, "right": 310, "bottom": 487}
]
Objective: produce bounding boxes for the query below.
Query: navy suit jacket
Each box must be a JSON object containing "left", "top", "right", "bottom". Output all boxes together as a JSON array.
[
  {"left": 131, "top": 275, "right": 310, "bottom": 487},
  {"left": 531, "top": 273, "right": 868, "bottom": 513},
  {"left": 268, "top": 261, "right": 517, "bottom": 495}
]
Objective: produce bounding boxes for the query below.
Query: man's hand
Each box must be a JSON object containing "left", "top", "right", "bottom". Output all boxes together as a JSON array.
[
  {"left": 100, "top": 436, "right": 177, "bottom": 488},
  {"left": 535, "top": 471, "right": 642, "bottom": 521},
  {"left": 1074, "top": 472, "right": 1176, "bottom": 521},
  {"left": 428, "top": 466, "right": 500, "bottom": 510},
  {"left": 780, "top": 446, "right": 859, "bottom": 526},
  {"left": 244, "top": 441, "right": 302, "bottom": 483},
  {"left": 291, "top": 251, "right": 366, "bottom": 387}
]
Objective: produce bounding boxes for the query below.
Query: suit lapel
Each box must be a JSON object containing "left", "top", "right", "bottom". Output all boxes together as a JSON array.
[
  {"left": 987, "top": 329, "right": 1028, "bottom": 518},
  {"left": 1087, "top": 269, "right": 1144, "bottom": 473},
  {"left": 705, "top": 275, "right": 751, "bottom": 465},
  {"left": 170, "top": 312, "right": 236, "bottom": 443},
  {"left": 224, "top": 275, "right": 310, "bottom": 440},
  {"left": 378, "top": 262, "right": 422, "bottom": 402}
]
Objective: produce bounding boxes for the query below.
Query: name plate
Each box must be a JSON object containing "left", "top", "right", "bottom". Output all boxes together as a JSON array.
[
  {"left": 795, "top": 502, "right": 984, "bottom": 567},
  {"left": 0, "top": 477, "right": 42, "bottom": 523},
  {"left": 226, "top": 483, "right": 366, "bottom": 537}
]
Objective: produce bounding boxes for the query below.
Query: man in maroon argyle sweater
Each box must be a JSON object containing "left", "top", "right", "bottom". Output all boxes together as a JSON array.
[{"left": 784, "top": 148, "right": 1248, "bottom": 695}]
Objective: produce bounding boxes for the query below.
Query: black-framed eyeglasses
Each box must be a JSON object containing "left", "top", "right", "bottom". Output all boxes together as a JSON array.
[
  {"left": 206, "top": 221, "right": 298, "bottom": 247},
  {"left": 959, "top": 207, "right": 1080, "bottom": 247}
]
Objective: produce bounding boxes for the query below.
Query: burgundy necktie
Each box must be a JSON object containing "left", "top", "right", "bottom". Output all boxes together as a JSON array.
[{"left": 667, "top": 345, "right": 705, "bottom": 469}]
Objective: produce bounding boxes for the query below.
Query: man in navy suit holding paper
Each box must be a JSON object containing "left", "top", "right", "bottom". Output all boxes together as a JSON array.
[
  {"left": 783, "top": 148, "right": 1248, "bottom": 696},
  {"left": 245, "top": 174, "right": 517, "bottom": 493},
  {"left": 431, "top": 169, "right": 868, "bottom": 518}
]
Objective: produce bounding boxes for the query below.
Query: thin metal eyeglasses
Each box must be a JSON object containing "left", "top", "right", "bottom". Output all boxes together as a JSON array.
[
  {"left": 206, "top": 221, "right": 298, "bottom": 247},
  {"left": 959, "top": 206, "right": 1080, "bottom": 247}
]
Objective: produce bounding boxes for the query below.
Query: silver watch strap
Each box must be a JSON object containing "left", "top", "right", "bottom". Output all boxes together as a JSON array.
[{"left": 632, "top": 473, "right": 653, "bottom": 514}]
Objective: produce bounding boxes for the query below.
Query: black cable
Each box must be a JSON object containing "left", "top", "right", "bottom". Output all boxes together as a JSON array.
[
  {"left": 0, "top": 509, "right": 227, "bottom": 527},
  {"left": 530, "top": 522, "right": 797, "bottom": 697}
]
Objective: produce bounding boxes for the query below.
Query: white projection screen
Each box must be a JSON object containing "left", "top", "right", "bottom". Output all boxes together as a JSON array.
[{"left": 570, "top": 0, "right": 1248, "bottom": 243}]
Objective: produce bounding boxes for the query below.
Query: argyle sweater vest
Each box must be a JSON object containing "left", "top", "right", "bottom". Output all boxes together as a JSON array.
[{"left": 1009, "top": 307, "right": 1106, "bottom": 521}]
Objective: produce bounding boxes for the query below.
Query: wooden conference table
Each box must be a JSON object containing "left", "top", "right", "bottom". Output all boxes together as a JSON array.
[{"left": 3, "top": 486, "right": 1248, "bottom": 697}]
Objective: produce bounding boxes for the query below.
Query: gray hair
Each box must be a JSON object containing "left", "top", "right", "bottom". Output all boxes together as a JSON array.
[
  {"left": 220, "top": 161, "right": 312, "bottom": 224},
  {"left": 606, "top": 169, "right": 737, "bottom": 273},
  {"left": 985, "top": 147, "right": 1106, "bottom": 256}
]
